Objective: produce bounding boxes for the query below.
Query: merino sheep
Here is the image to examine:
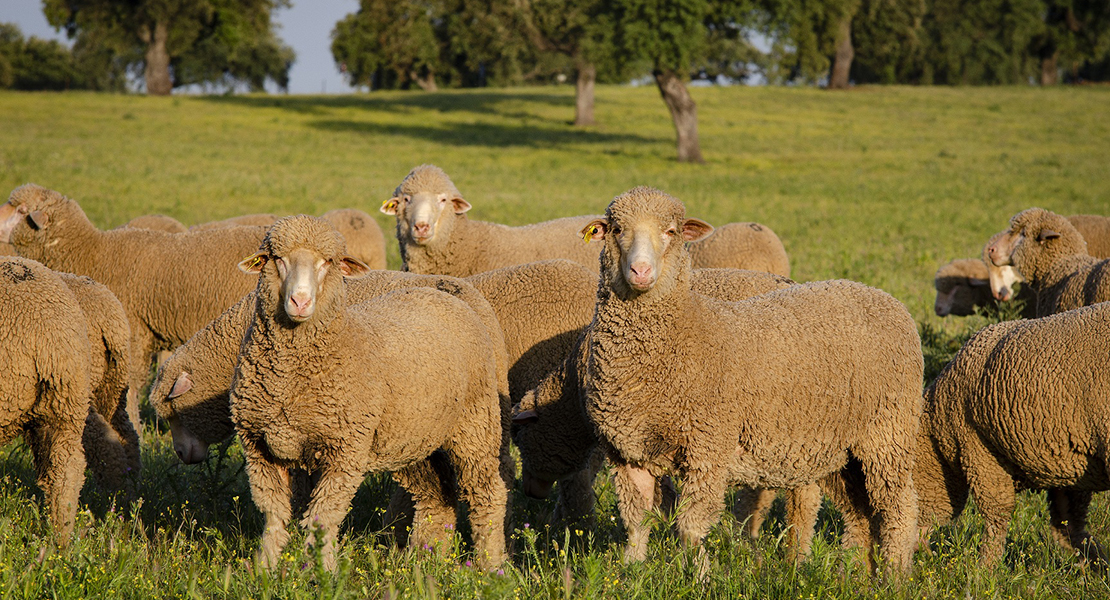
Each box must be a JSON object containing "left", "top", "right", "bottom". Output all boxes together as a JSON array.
[
  {"left": 687, "top": 222, "right": 791, "bottom": 277},
  {"left": 987, "top": 207, "right": 1110, "bottom": 317},
  {"left": 915, "top": 302, "right": 1110, "bottom": 564},
  {"left": 579, "top": 187, "right": 922, "bottom": 574},
  {"left": 230, "top": 216, "right": 507, "bottom": 570},
  {"left": 933, "top": 259, "right": 993, "bottom": 317},
  {"left": 382, "top": 164, "right": 602, "bottom": 276},
  {"left": 188, "top": 209, "right": 388, "bottom": 270},
  {"left": 0, "top": 184, "right": 269, "bottom": 408},
  {"left": 58, "top": 273, "right": 141, "bottom": 494},
  {"left": 0, "top": 257, "right": 92, "bottom": 543},
  {"left": 121, "top": 214, "right": 188, "bottom": 233},
  {"left": 1068, "top": 214, "right": 1110, "bottom": 259}
]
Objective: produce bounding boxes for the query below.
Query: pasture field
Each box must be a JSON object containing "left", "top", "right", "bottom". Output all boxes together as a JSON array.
[{"left": 0, "top": 85, "right": 1108, "bottom": 598}]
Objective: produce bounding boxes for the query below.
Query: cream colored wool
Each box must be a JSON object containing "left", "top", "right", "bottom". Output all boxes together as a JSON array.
[
  {"left": 120, "top": 214, "right": 188, "bottom": 233},
  {"left": 687, "top": 222, "right": 790, "bottom": 277},
  {"left": 0, "top": 257, "right": 92, "bottom": 544},
  {"left": 1067, "top": 214, "right": 1110, "bottom": 259},
  {"left": 581, "top": 187, "right": 922, "bottom": 575},
  {"left": 230, "top": 216, "right": 506, "bottom": 571},
  {"left": 916, "top": 302, "right": 1110, "bottom": 564}
]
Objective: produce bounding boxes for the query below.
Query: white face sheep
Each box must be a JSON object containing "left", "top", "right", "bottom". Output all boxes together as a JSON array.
[
  {"left": 579, "top": 186, "right": 922, "bottom": 576},
  {"left": 230, "top": 216, "right": 507, "bottom": 571}
]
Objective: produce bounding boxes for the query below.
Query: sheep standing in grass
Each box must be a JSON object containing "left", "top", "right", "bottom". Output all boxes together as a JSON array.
[
  {"left": 0, "top": 184, "right": 269, "bottom": 410},
  {"left": 915, "top": 302, "right": 1110, "bottom": 564},
  {"left": 0, "top": 257, "right": 92, "bottom": 543},
  {"left": 231, "top": 216, "right": 507, "bottom": 570},
  {"left": 580, "top": 187, "right": 921, "bottom": 574},
  {"left": 59, "top": 273, "right": 141, "bottom": 493},
  {"left": 987, "top": 207, "right": 1110, "bottom": 317}
]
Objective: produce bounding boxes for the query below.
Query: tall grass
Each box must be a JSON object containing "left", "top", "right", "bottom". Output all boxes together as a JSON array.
[{"left": 0, "top": 84, "right": 1107, "bottom": 598}]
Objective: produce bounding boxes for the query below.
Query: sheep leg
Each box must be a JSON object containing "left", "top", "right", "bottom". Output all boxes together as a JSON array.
[
  {"left": 674, "top": 467, "right": 729, "bottom": 579},
  {"left": 1048, "top": 489, "right": 1105, "bottom": 564},
  {"left": 240, "top": 436, "right": 292, "bottom": 569},
  {"left": 446, "top": 450, "right": 508, "bottom": 568},
  {"left": 961, "top": 441, "right": 1015, "bottom": 566},
  {"left": 612, "top": 460, "right": 657, "bottom": 563},
  {"left": 382, "top": 485, "right": 415, "bottom": 548},
  {"left": 301, "top": 462, "right": 365, "bottom": 572},
  {"left": 126, "top": 325, "right": 157, "bottom": 429},
  {"left": 392, "top": 455, "right": 459, "bottom": 555},
  {"left": 731, "top": 486, "right": 775, "bottom": 539},
  {"left": 784, "top": 484, "right": 822, "bottom": 562},
  {"left": 553, "top": 466, "right": 600, "bottom": 530},
  {"left": 26, "top": 420, "right": 86, "bottom": 545}
]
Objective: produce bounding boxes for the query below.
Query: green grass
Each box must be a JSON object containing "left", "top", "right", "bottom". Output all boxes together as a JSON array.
[{"left": 0, "top": 84, "right": 1108, "bottom": 598}]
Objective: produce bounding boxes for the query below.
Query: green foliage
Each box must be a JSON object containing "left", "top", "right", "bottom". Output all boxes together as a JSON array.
[
  {"left": 0, "top": 84, "right": 1109, "bottom": 598},
  {"left": 42, "top": 0, "right": 293, "bottom": 92},
  {"left": 750, "top": 0, "right": 860, "bottom": 83},
  {"left": 609, "top": 0, "right": 710, "bottom": 72},
  {"left": 331, "top": 0, "right": 444, "bottom": 91},
  {"left": 0, "top": 22, "right": 125, "bottom": 91}
]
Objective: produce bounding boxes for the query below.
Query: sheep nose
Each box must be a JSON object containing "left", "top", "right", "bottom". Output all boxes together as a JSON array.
[
  {"left": 629, "top": 262, "right": 653, "bottom": 282},
  {"left": 413, "top": 222, "right": 430, "bottom": 237},
  {"left": 995, "top": 287, "right": 1011, "bottom": 301}
]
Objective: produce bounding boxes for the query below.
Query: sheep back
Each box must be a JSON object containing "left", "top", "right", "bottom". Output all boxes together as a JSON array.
[
  {"left": 1068, "top": 214, "right": 1110, "bottom": 259},
  {"left": 688, "top": 222, "right": 790, "bottom": 277}
]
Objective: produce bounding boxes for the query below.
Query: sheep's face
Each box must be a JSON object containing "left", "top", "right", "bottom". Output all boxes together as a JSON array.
[
  {"left": 985, "top": 230, "right": 1021, "bottom": 268},
  {"left": 0, "top": 184, "right": 55, "bottom": 246},
  {"left": 584, "top": 188, "right": 712, "bottom": 297},
  {"left": 381, "top": 190, "right": 471, "bottom": 246},
  {"left": 153, "top": 371, "right": 214, "bottom": 464},
  {"left": 241, "top": 247, "right": 368, "bottom": 324},
  {"left": 986, "top": 263, "right": 1023, "bottom": 302}
]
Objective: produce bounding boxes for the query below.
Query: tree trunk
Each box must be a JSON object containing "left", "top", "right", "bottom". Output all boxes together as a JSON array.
[
  {"left": 828, "top": 14, "right": 854, "bottom": 89},
  {"left": 413, "top": 70, "right": 437, "bottom": 92},
  {"left": 653, "top": 68, "right": 703, "bottom": 164},
  {"left": 142, "top": 21, "right": 172, "bottom": 96},
  {"left": 574, "top": 63, "right": 596, "bottom": 127},
  {"left": 1041, "top": 52, "right": 1059, "bottom": 86}
]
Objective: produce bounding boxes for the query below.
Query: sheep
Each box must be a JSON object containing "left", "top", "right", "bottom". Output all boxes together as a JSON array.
[
  {"left": 58, "top": 273, "right": 142, "bottom": 494},
  {"left": 914, "top": 302, "right": 1110, "bottom": 565},
  {"left": 578, "top": 186, "right": 922, "bottom": 575},
  {"left": 686, "top": 222, "right": 791, "bottom": 277},
  {"left": 1067, "top": 214, "right": 1110, "bottom": 259},
  {"left": 0, "top": 184, "right": 269, "bottom": 408},
  {"left": 188, "top": 210, "right": 388, "bottom": 270},
  {"left": 382, "top": 165, "right": 603, "bottom": 276},
  {"left": 933, "top": 259, "right": 993, "bottom": 317},
  {"left": 120, "top": 214, "right": 188, "bottom": 233},
  {"left": 987, "top": 207, "right": 1110, "bottom": 317},
  {"left": 0, "top": 256, "right": 92, "bottom": 543},
  {"left": 230, "top": 216, "right": 507, "bottom": 570},
  {"left": 384, "top": 165, "right": 791, "bottom": 279},
  {"left": 511, "top": 268, "right": 796, "bottom": 527}
]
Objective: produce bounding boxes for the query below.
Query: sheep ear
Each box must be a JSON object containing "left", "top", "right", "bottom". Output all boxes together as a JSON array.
[
  {"left": 511, "top": 409, "right": 539, "bottom": 425},
  {"left": 238, "top": 252, "right": 267, "bottom": 274},
  {"left": 380, "top": 197, "right": 400, "bottom": 215},
  {"left": 450, "top": 197, "right": 471, "bottom": 215},
  {"left": 337, "top": 256, "right": 370, "bottom": 278},
  {"left": 681, "top": 218, "right": 714, "bottom": 242},
  {"left": 168, "top": 372, "right": 193, "bottom": 399},
  {"left": 28, "top": 210, "right": 49, "bottom": 230},
  {"left": 580, "top": 219, "right": 607, "bottom": 242},
  {"left": 1037, "top": 229, "right": 1060, "bottom": 242}
]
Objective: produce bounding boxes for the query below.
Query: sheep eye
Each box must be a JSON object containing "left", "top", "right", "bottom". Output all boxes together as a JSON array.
[
  {"left": 665, "top": 228, "right": 677, "bottom": 237},
  {"left": 402, "top": 196, "right": 411, "bottom": 204},
  {"left": 611, "top": 224, "right": 622, "bottom": 236}
]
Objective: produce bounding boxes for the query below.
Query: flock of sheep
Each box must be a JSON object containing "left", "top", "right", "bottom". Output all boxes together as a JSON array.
[{"left": 2, "top": 163, "right": 1109, "bottom": 579}]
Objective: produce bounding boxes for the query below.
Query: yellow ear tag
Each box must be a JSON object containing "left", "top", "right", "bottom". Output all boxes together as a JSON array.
[
  {"left": 247, "top": 255, "right": 265, "bottom": 270},
  {"left": 583, "top": 224, "right": 598, "bottom": 243},
  {"left": 381, "top": 199, "right": 396, "bottom": 212}
]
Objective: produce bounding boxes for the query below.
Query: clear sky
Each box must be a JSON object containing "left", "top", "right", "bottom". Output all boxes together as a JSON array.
[{"left": 3, "top": 0, "right": 359, "bottom": 94}]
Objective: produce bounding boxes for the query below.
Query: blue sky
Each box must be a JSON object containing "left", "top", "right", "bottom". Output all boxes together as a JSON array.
[{"left": 4, "top": 0, "right": 358, "bottom": 94}]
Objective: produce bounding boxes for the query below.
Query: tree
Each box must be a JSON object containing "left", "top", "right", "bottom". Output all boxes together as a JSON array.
[
  {"left": 0, "top": 22, "right": 126, "bottom": 91},
  {"left": 332, "top": 0, "right": 443, "bottom": 91},
  {"left": 1033, "top": 0, "right": 1110, "bottom": 84},
  {"left": 44, "top": 0, "right": 293, "bottom": 95},
  {"left": 610, "top": 0, "right": 715, "bottom": 163}
]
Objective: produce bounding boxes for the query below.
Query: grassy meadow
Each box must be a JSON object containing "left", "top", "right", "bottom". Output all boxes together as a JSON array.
[{"left": 0, "top": 84, "right": 1108, "bottom": 598}]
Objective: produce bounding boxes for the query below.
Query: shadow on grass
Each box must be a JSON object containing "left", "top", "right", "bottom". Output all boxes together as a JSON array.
[
  {"left": 202, "top": 91, "right": 574, "bottom": 118},
  {"left": 307, "top": 118, "right": 653, "bottom": 150}
]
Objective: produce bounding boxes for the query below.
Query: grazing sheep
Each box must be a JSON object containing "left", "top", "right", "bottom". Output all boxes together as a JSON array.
[
  {"left": 687, "top": 222, "right": 791, "bottom": 277},
  {"left": 120, "top": 214, "right": 188, "bottom": 233},
  {"left": 933, "top": 259, "right": 993, "bottom": 317},
  {"left": 230, "top": 216, "right": 507, "bottom": 570},
  {"left": 987, "top": 207, "right": 1110, "bottom": 317},
  {"left": 915, "top": 302, "right": 1110, "bottom": 564},
  {"left": 189, "top": 210, "right": 388, "bottom": 270},
  {"left": 59, "top": 273, "right": 141, "bottom": 494},
  {"left": 0, "top": 257, "right": 92, "bottom": 543},
  {"left": 382, "top": 164, "right": 604, "bottom": 276},
  {"left": 0, "top": 184, "right": 269, "bottom": 406},
  {"left": 1068, "top": 214, "right": 1110, "bottom": 259},
  {"left": 579, "top": 187, "right": 921, "bottom": 575}
]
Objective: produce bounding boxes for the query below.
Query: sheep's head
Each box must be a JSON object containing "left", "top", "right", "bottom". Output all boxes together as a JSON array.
[
  {"left": 981, "top": 232, "right": 1025, "bottom": 301},
  {"left": 380, "top": 164, "right": 470, "bottom": 246},
  {"left": 1004, "top": 208, "right": 1088, "bottom": 284},
  {"left": 151, "top": 370, "right": 217, "bottom": 464},
  {"left": 0, "top": 184, "right": 70, "bottom": 250},
  {"left": 240, "top": 215, "right": 369, "bottom": 325},
  {"left": 582, "top": 186, "right": 712, "bottom": 299},
  {"left": 933, "top": 259, "right": 991, "bottom": 316}
]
